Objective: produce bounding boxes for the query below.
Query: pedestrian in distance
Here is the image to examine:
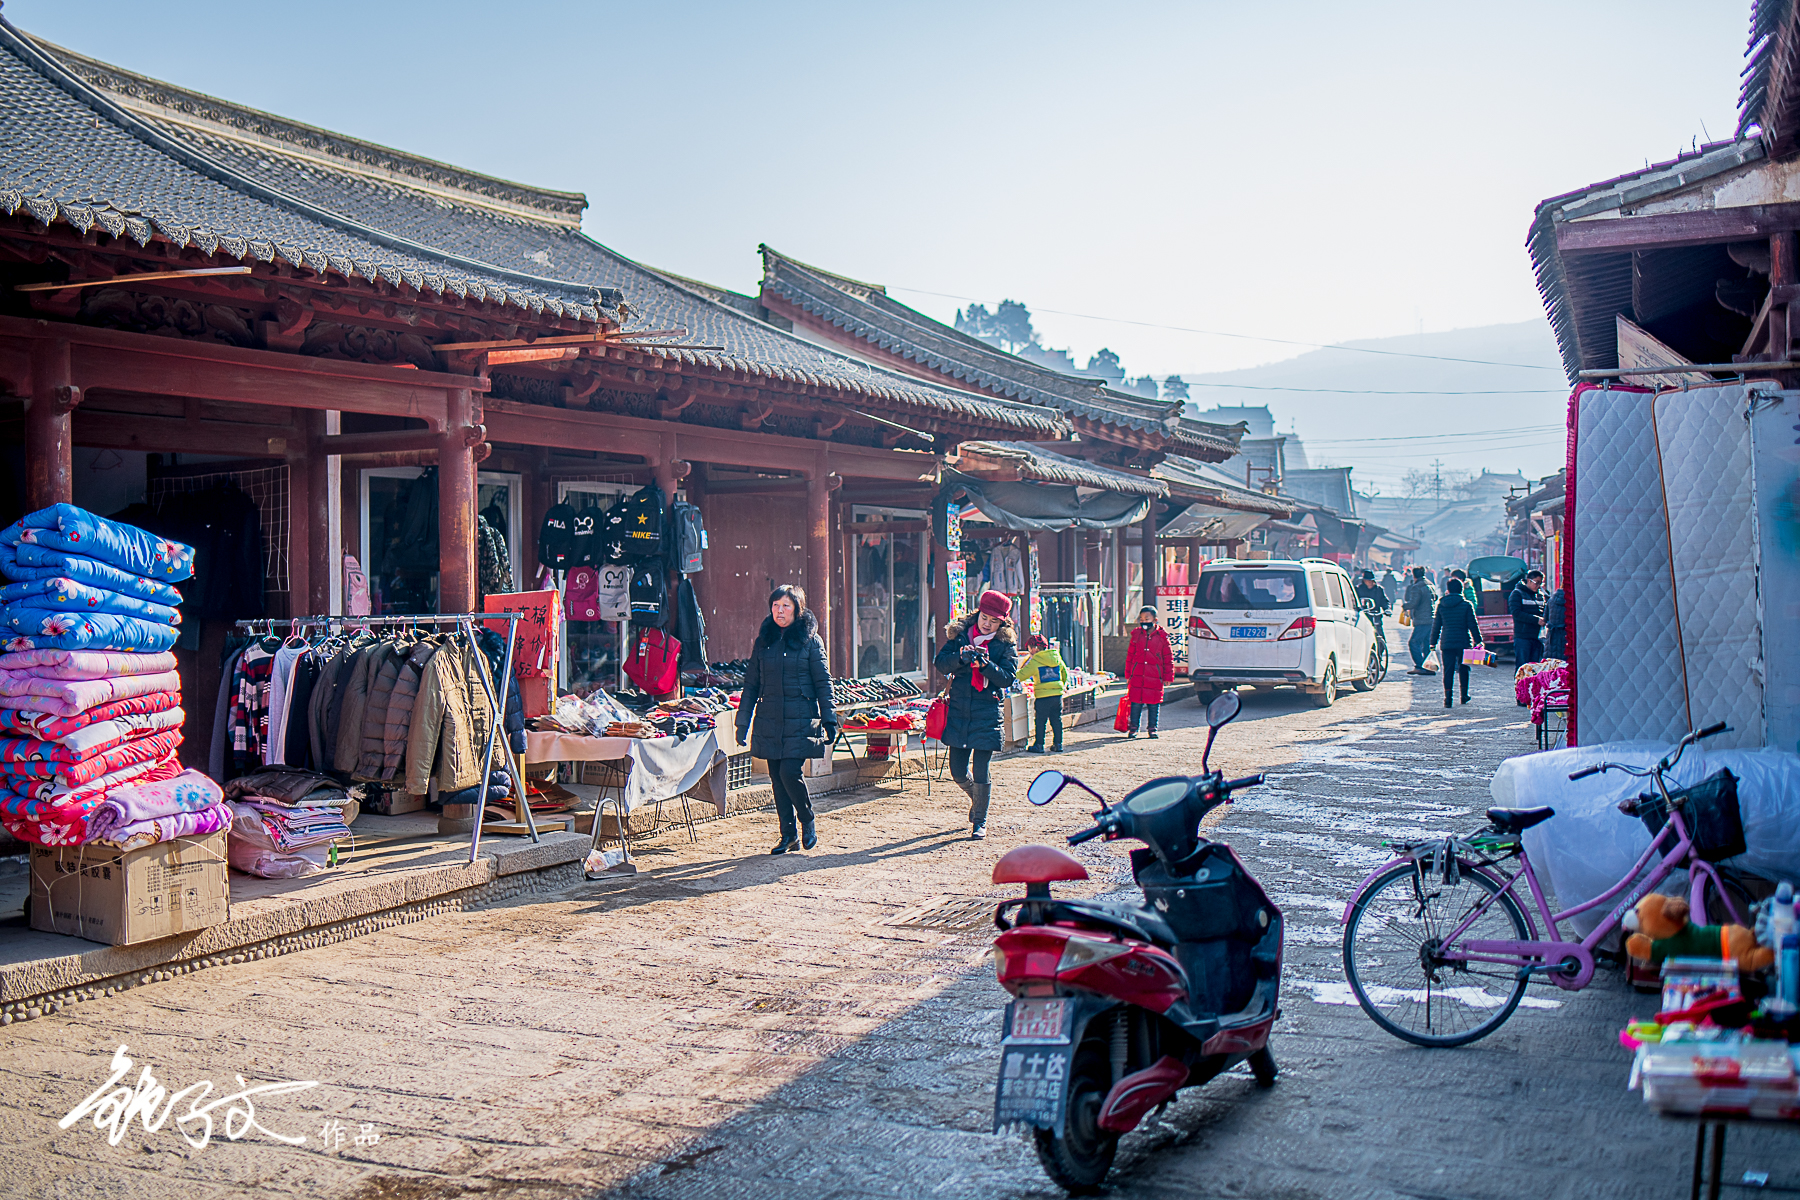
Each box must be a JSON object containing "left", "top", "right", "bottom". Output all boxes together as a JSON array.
[
  {"left": 1402, "top": 566, "right": 1438, "bottom": 674},
  {"left": 735, "top": 584, "right": 838, "bottom": 855},
  {"left": 1509, "top": 569, "right": 1547, "bottom": 676},
  {"left": 1430, "top": 577, "right": 1484, "bottom": 708},
  {"left": 1125, "top": 605, "right": 1174, "bottom": 738},
  {"left": 1022, "top": 633, "right": 1069, "bottom": 754},
  {"left": 933, "top": 590, "right": 1019, "bottom": 840},
  {"left": 1546, "top": 585, "right": 1567, "bottom": 660}
]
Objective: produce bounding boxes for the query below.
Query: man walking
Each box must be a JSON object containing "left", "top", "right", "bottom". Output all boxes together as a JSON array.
[
  {"left": 1402, "top": 566, "right": 1437, "bottom": 674},
  {"left": 1509, "top": 569, "right": 1547, "bottom": 669}
]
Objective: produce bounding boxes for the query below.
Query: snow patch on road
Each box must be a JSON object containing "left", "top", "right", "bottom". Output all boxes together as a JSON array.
[{"left": 1290, "top": 978, "right": 1562, "bottom": 1010}]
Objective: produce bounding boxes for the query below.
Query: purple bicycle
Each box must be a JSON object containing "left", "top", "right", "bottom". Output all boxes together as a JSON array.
[{"left": 1340, "top": 722, "right": 1749, "bottom": 1046}]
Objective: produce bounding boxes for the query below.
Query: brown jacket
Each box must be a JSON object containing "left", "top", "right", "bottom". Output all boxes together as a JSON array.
[
  {"left": 362, "top": 640, "right": 434, "bottom": 780},
  {"left": 331, "top": 644, "right": 383, "bottom": 774},
  {"left": 404, "top": 639, "right": 498, "bottom": 795}
]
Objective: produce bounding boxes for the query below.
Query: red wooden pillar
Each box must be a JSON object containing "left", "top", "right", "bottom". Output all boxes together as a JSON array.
[
  {"left": 438, "top": 388, "right": 478, "bottom": 615},
  {"left": 25, "top": 339, "right": 75, "bottom": 511},
  {"left": 1140, "top": 504, "right": 1159, "bottom": 606},
  {"left": 806, "top": 463, "right": 840, "bottom": 665},
  {"left": 1773, "top": 231, "right": 1798, "bottom": 362}
]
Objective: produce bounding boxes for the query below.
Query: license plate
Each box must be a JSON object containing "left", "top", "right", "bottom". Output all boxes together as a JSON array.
[
  {"left": 1231, "top": 626, "right": 1267, "bottom": 639},
  {"left": 1008, "top": 997, "right": 1069, "bottom": 1042}
]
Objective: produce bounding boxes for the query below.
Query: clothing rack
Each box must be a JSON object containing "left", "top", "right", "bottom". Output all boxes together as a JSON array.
[{"left": 232, "top": 611, "right": 525, "bottom": 863}]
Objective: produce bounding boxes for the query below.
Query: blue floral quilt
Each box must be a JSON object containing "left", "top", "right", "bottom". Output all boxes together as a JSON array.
[{"left": 0, "top": 504, "right": 193, "bottom": 582}]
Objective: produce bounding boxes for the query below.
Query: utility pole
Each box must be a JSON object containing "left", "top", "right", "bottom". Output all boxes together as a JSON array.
[{"left": 1431, "top": 459, "right": 1445, "bottom": 505}]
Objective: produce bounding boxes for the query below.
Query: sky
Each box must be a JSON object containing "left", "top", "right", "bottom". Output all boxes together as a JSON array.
[{"left": 5, "top": 0, "right": 1751, "bottom": 484}]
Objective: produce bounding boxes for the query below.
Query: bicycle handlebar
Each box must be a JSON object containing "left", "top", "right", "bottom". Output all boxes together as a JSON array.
[
  {"left": 1569, "top": 765, "right": 1602, "bottom": 781},
  {"left": 1697, "top": 722, "right": 1730, "bottom": 740}
]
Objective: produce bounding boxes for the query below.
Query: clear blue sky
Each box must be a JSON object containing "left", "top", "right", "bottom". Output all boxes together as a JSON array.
[{"left": 5, "top": 0, "right": 1749, "bottom": 382}]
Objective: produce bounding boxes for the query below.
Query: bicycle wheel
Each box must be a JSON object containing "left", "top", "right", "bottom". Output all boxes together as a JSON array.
[{"left": 1342, "top": 860, "right": 1531, "bottom": 1047}]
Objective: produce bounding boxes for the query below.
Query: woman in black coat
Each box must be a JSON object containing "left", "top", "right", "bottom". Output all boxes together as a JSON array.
[
  {"left": 735, "top": 584, "right": 838, "bottom": 854},
  {"left": 932, "top": 589, "right": 1019, "bottom": 840},
  {"left": 1429, "top": 577, "right": 1484, "bottom": 708}
]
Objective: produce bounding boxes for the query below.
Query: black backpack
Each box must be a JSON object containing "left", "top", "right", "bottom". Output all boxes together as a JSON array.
[
  {"left": 568, "top": 509, "right": 601, "bottom": 566},
  {"left": 608, "top": 485, "right": 666, "bottom": 562},
  {"left": 670, "top": 501, "right": 704, "bottom": 574},
  {"left": 629, "top": 563, "right": 667, "bottom": 625},
  {"left": 538, "top": 502, "right": 576, "bottom": 571}
]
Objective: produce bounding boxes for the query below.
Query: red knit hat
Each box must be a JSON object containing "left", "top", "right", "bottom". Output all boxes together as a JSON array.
[{"left": 978, "top": 590, "right": 1013, "bottom": 619}]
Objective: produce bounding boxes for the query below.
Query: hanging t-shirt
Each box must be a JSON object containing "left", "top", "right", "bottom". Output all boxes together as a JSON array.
[{"left": 597, "top": 564, "right": 631, "bottom": 622}]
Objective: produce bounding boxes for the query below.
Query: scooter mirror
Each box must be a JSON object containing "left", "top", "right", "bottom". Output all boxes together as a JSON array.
[
  {"left": 1026, "top": 770, "right": 1066, "bottom": 806},
  {"left": 1206, "top": 690, "right": 1242, "bottom": 729}
]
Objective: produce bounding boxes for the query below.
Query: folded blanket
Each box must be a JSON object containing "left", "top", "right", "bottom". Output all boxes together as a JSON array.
[
  {"left": 0, "top": 649, "right": 178, "bottom": 680},
  {"left": 1, "top": 504, "right": 193, "bottom": 581},
  {"left": 84, "top": 768, "right": 223, "bottom": 842},
  {"left": 0, "top": 544, "right": 184, "bottom": 605},
  {"left": 0, "top": 706, "right": 185, "bottom": 762},
  {"left": 0, "top": 752, "right": 184, "bottom": 826},
  {"left": 0, "top": 669, "right": 181, "bottom": 717},
  {"left": 0, "top": 728, "right": 182, "bottom": 785},
  {"left": 1, "top": 608, "right": 179, "bottom": 653},
  {"left": 93, "top": 800, "right": 232, "bottom": 852},
  {"left": 0, "top": 578, "right": 181, "bottom": 625},
  {"left": 0, "top": 690, "right": 181, "bottom": 740}
]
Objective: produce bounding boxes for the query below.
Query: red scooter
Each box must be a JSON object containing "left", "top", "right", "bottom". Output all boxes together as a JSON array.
[{"left": 989, "top": 691, "right": 1282, "bottom": 1194}]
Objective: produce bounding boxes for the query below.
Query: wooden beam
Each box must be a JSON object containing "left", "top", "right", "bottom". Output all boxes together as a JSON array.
[
  {"left": 1556, "top": 202, "right": 1800, "bottom": 255},
  {"left": 13, "top": 266, "right": 252, "bottom": 293},
  {"left": 66, "top": 411, "right": 299, "bottom": 457},
  {"left": 317, "top": 429, "right": 441, "bottom": 456}
]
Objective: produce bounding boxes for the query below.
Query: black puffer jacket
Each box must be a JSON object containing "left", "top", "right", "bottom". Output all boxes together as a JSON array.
[
  {"left": 736, "top": 610, "right": 838, "bottom": 761},
  {"left": 932, "top": 616, "right": 1018, "bottom": 752},
  {"left": 1430, "top": 593, "right": 1484, "bottom": 653}
]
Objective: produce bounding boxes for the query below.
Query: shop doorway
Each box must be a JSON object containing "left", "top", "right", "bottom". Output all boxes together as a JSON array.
[
  {"left": 850, "top": 506, "right": 926, "bottom": 679},
  {"left": 358, "top": 467, "right": 521, "bottom": 615}
]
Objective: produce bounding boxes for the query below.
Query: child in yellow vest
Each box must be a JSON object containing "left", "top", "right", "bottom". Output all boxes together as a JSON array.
[{"left": 1023, "top": 634, "right": 1069, "bottom": 753}]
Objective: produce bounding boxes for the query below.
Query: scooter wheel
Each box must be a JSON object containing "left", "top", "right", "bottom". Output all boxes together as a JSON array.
[
  {"left": 1248, "top": 1046, "right": 1277, "bottom": 1088},
  {"left": 1032, "top": 1047, "right": 1117, "bottom": 1194}
]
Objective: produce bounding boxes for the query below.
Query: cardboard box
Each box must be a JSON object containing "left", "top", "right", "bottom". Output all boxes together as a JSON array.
[
  {"left": 30, "top": 831, "right": 229, "bottom": 946},
  {"left": 364, "top": 790, "right": 426, "bottom": 816}
]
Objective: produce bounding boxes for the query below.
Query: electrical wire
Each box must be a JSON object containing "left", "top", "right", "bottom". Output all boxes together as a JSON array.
[
  {"left": 1302, "top": 424, "right": 1562, "bottom": 445},
  {"left": 885, "top": 284, "right": 1562, "bottom": 372},
  {"left": 1181, "top": 382, "right": 1567, "bottom": 395}
]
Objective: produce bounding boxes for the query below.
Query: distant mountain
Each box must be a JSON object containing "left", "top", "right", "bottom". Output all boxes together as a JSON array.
[{"left": 1179, "top": 321, "right": 1567, "bottom": 496}]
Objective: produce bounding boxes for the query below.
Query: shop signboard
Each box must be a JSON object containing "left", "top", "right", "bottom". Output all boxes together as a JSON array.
[
  {"left": 1156, "top": 585, "right": 1191, "bottom": 676},
  {"left": 946, "top": 560, "right": 968, "bottom": 620},
  {"left": 483, "top": 589, "right": 562, "bottom": 716}
]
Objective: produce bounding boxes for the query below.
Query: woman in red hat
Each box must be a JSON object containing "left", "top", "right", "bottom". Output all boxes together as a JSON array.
[
  {"left": 1125, "top": 605, "right": 1174, "bottom": 738},
  {"left": 932, "top": 589, "right": 1018, "bottom": 839}
]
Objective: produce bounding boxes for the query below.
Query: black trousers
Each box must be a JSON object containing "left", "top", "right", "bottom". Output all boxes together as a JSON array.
[
  {"left": 1443, "top": 661, "right": 1471, "bottom": 702},
  {"left": 948, "top": 746, "right": 993, "bottom": 784},
  {"left": 1032, "top": 696, "right": 1064, "bottom": 749},
  {"left": 767, "top": 758, "right": 814, "bottom": 841},
  {"left": 1129, "top": 702, "right": 1160, "bottom": 732},
  {"left": 1515, "top": 629, "right": 1543, "bottom": 668}
]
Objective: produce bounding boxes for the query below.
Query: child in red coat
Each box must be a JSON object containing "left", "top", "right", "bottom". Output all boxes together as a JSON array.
[{"left": 1125, "top": 606, "right": 1174, "bottom": 738}]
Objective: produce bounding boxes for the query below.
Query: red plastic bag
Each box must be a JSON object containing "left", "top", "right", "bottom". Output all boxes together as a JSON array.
[
  {"left": 925, "top": 691, "right": 949, "bottom": 740},
  {"left": 623, "top": 628, "right": 681, "bottom": 696},
  {"left": 1113, "top": 695, "right": 1131, "bottom": 732}
]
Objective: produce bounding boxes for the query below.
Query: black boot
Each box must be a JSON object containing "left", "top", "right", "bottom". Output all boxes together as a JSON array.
[
  {"left": 800, "top": 816, "right": 817, "bottom": 851},
  {"left": 771, "top": 835, "right": 800, "bottom": 855}
]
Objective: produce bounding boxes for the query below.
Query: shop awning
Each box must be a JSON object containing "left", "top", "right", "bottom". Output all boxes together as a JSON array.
[
  {"left": 1157, "top": 502, "right": 1270, "bottom": 542},
  {"left": 938, "top": 468, "right": 1151, "bottom": 534}
]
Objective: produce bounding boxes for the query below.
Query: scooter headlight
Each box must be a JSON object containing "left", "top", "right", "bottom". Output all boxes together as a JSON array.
[{"left": 1056, "top": 935, "right": 1131, "bottom": 973}]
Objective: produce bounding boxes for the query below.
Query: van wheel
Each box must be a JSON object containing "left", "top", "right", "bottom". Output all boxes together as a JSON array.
[
  {"left": 1311, "top": 661, "right": 1337, "bottom": 708},
  {"left": 1194, "top": 690, "right": 1217, "bottom": 706}
]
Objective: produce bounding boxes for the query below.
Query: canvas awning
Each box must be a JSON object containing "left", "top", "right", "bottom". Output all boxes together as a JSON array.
[
  {"left": 937, "top": 468, "right": 1151, "bottom": 535},
  {"left": 1156, "top": 502, "right": 1270, "bottom": 542}
]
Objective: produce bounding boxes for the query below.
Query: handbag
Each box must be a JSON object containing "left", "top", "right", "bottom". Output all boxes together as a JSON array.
[
  {"left": 1113, "top": 695, "right": 1131, "bottom": 733},
  {"left": 925, "top": 690, "right": 949, "bottom": 740},
  {"left": 1397, "top": 607, "right": 1411, "bottom": 627}
]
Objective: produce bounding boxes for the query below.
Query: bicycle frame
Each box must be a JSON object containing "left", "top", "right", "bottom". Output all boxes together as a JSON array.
[{"left": 1344, "top": 803, "right": 1748, "bottom": 992}]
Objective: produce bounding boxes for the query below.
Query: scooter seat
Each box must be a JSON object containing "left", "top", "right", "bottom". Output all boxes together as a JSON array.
[
  {"left": 1486, "top": 806, "right": 1554, "bottom": 834},
  {"left": 1045, "top": 897, "right": 1179, "bottom": 950}
]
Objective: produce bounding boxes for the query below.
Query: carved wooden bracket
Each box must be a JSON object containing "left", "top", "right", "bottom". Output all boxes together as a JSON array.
[
  {"left": 659, "top": 391, "right": 697, "bottom": 419},
  {"left": 739, "top": 402, "right": 775, "bottom": 430},
  {"left": 811, "top": 413, "right": 846, "bottom": 439}
]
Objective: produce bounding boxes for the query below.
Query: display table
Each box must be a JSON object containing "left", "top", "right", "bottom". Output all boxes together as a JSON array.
[{"left": 524, "top": 729, "right": 728, "bottom": 823}]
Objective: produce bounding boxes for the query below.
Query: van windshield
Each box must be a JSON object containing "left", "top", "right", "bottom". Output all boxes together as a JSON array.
[{"left": 1196, "top": 569, "right": 1307, "bottom": 610}]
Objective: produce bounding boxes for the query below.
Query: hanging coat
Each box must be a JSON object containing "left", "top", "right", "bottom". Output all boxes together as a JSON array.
[
  {"left": 1125, "top": 624, "right": 1174, "bottom": 705},
  {"left": 932, "top": 615, "right": 1019, "bottom": 752}
]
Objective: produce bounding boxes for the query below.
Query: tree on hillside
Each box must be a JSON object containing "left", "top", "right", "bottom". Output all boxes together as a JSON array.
[
  {"left": 955, "top": 299, "right": 1039, "bottom": 355},
  {"left": 1085, "top": 348, "right": 1125, "bottom": 382},
  {"left": 1162, "top": 375, "right": 1189, "bottom": 402},
  {"left": 1401, "top": 464, "right": 1475, "bottom": 505},
  {"left": 1124, "top": 375, "right": 1159, "bottom": 398}
]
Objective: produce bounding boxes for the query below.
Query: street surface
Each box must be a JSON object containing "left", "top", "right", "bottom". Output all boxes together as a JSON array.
[{"left": 2, "top": 625, "right": 1791, "bottom": 1199}]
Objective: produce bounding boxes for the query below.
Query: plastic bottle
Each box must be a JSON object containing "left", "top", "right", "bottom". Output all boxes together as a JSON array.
[{"left": 1775, "top": 882, "right": 1797, "bottom": 1007}]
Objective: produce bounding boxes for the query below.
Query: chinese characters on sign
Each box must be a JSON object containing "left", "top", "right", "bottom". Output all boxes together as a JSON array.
[
  {"left": 946, "top": 560, "right": 968, "bottom": 620},
  {"left": 992, "top": 1046, "right": 1071, "bottom": 1131},
  {"left": 1157, "top": 586, "right": 1191, "bottom": 676}
]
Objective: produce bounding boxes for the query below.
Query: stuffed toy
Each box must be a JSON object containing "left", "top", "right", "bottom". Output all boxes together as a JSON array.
[{"left": 1623, "top": 894, "right": 1774, "bottom": 970}]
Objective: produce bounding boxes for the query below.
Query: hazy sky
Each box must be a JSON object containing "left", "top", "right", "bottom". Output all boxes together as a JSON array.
[{"left": 8, "top": 1, "right": 1748, "bottom": 382}]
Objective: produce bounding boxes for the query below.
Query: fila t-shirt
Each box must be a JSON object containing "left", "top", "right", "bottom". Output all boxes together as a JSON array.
[{"left": 597, "top": 564, "right": 631, "bottom": 622}]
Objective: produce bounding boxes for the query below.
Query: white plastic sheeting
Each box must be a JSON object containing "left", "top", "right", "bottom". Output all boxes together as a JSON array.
[{"left": 1493, "top": 742, "right": 1800, "bottom": 935}]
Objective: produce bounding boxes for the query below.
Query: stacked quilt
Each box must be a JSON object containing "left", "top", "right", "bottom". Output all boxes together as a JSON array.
[{"left": 0, "top": 505, "right": 198, "bottom": 846}]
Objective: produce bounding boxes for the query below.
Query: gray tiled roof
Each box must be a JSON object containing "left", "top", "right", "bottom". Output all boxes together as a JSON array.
[
  {"left": 37, "top": 35, "right": 1062, "bottom": 437},
  {"left": 758, "top": 247, "right": 1242, "bottom": 457},
  {"left": 0, "top": 20, "right": 611, "bottom": 321},
  {"left": 1150, "top": 456, "right": 1294, "bottom": 517},
  {"left": 957, "top": 442, "right": 1168, "bottom": 497}
]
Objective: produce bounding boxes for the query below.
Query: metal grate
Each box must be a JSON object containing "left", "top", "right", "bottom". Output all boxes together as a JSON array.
[
  {"left": 726, "top": 752, "right": 754, "bottom": 791},
  {"left": 146, "top": 464, "right": 290, "bottom": 596},
  {"left": 888, "top": 895, "right": 998, "bottom": 931}
]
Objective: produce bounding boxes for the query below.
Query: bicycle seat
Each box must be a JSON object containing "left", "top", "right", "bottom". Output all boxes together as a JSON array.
[{"left": 1486, "top": 806, "right": 1554, "bottom": 834}]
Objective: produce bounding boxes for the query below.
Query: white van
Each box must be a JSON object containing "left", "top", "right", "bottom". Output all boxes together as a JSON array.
[{"left": 1186, "top": 558, "right": 1378, "bottom": 707}]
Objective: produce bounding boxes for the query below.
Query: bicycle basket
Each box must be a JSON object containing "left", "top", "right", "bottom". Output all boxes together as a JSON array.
[{"left": 1634, "top": 768, "right": 1746, "bottom": 863}]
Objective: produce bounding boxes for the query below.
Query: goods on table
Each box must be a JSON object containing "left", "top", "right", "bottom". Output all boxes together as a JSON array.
[{"left": 0, "top": 506, "right": 196, "bottom": 849}]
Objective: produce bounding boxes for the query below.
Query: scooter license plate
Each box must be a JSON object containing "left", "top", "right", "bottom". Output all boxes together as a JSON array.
[{"left": 1007, "top": 997, "right": 1070, "bottom": 1043}]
